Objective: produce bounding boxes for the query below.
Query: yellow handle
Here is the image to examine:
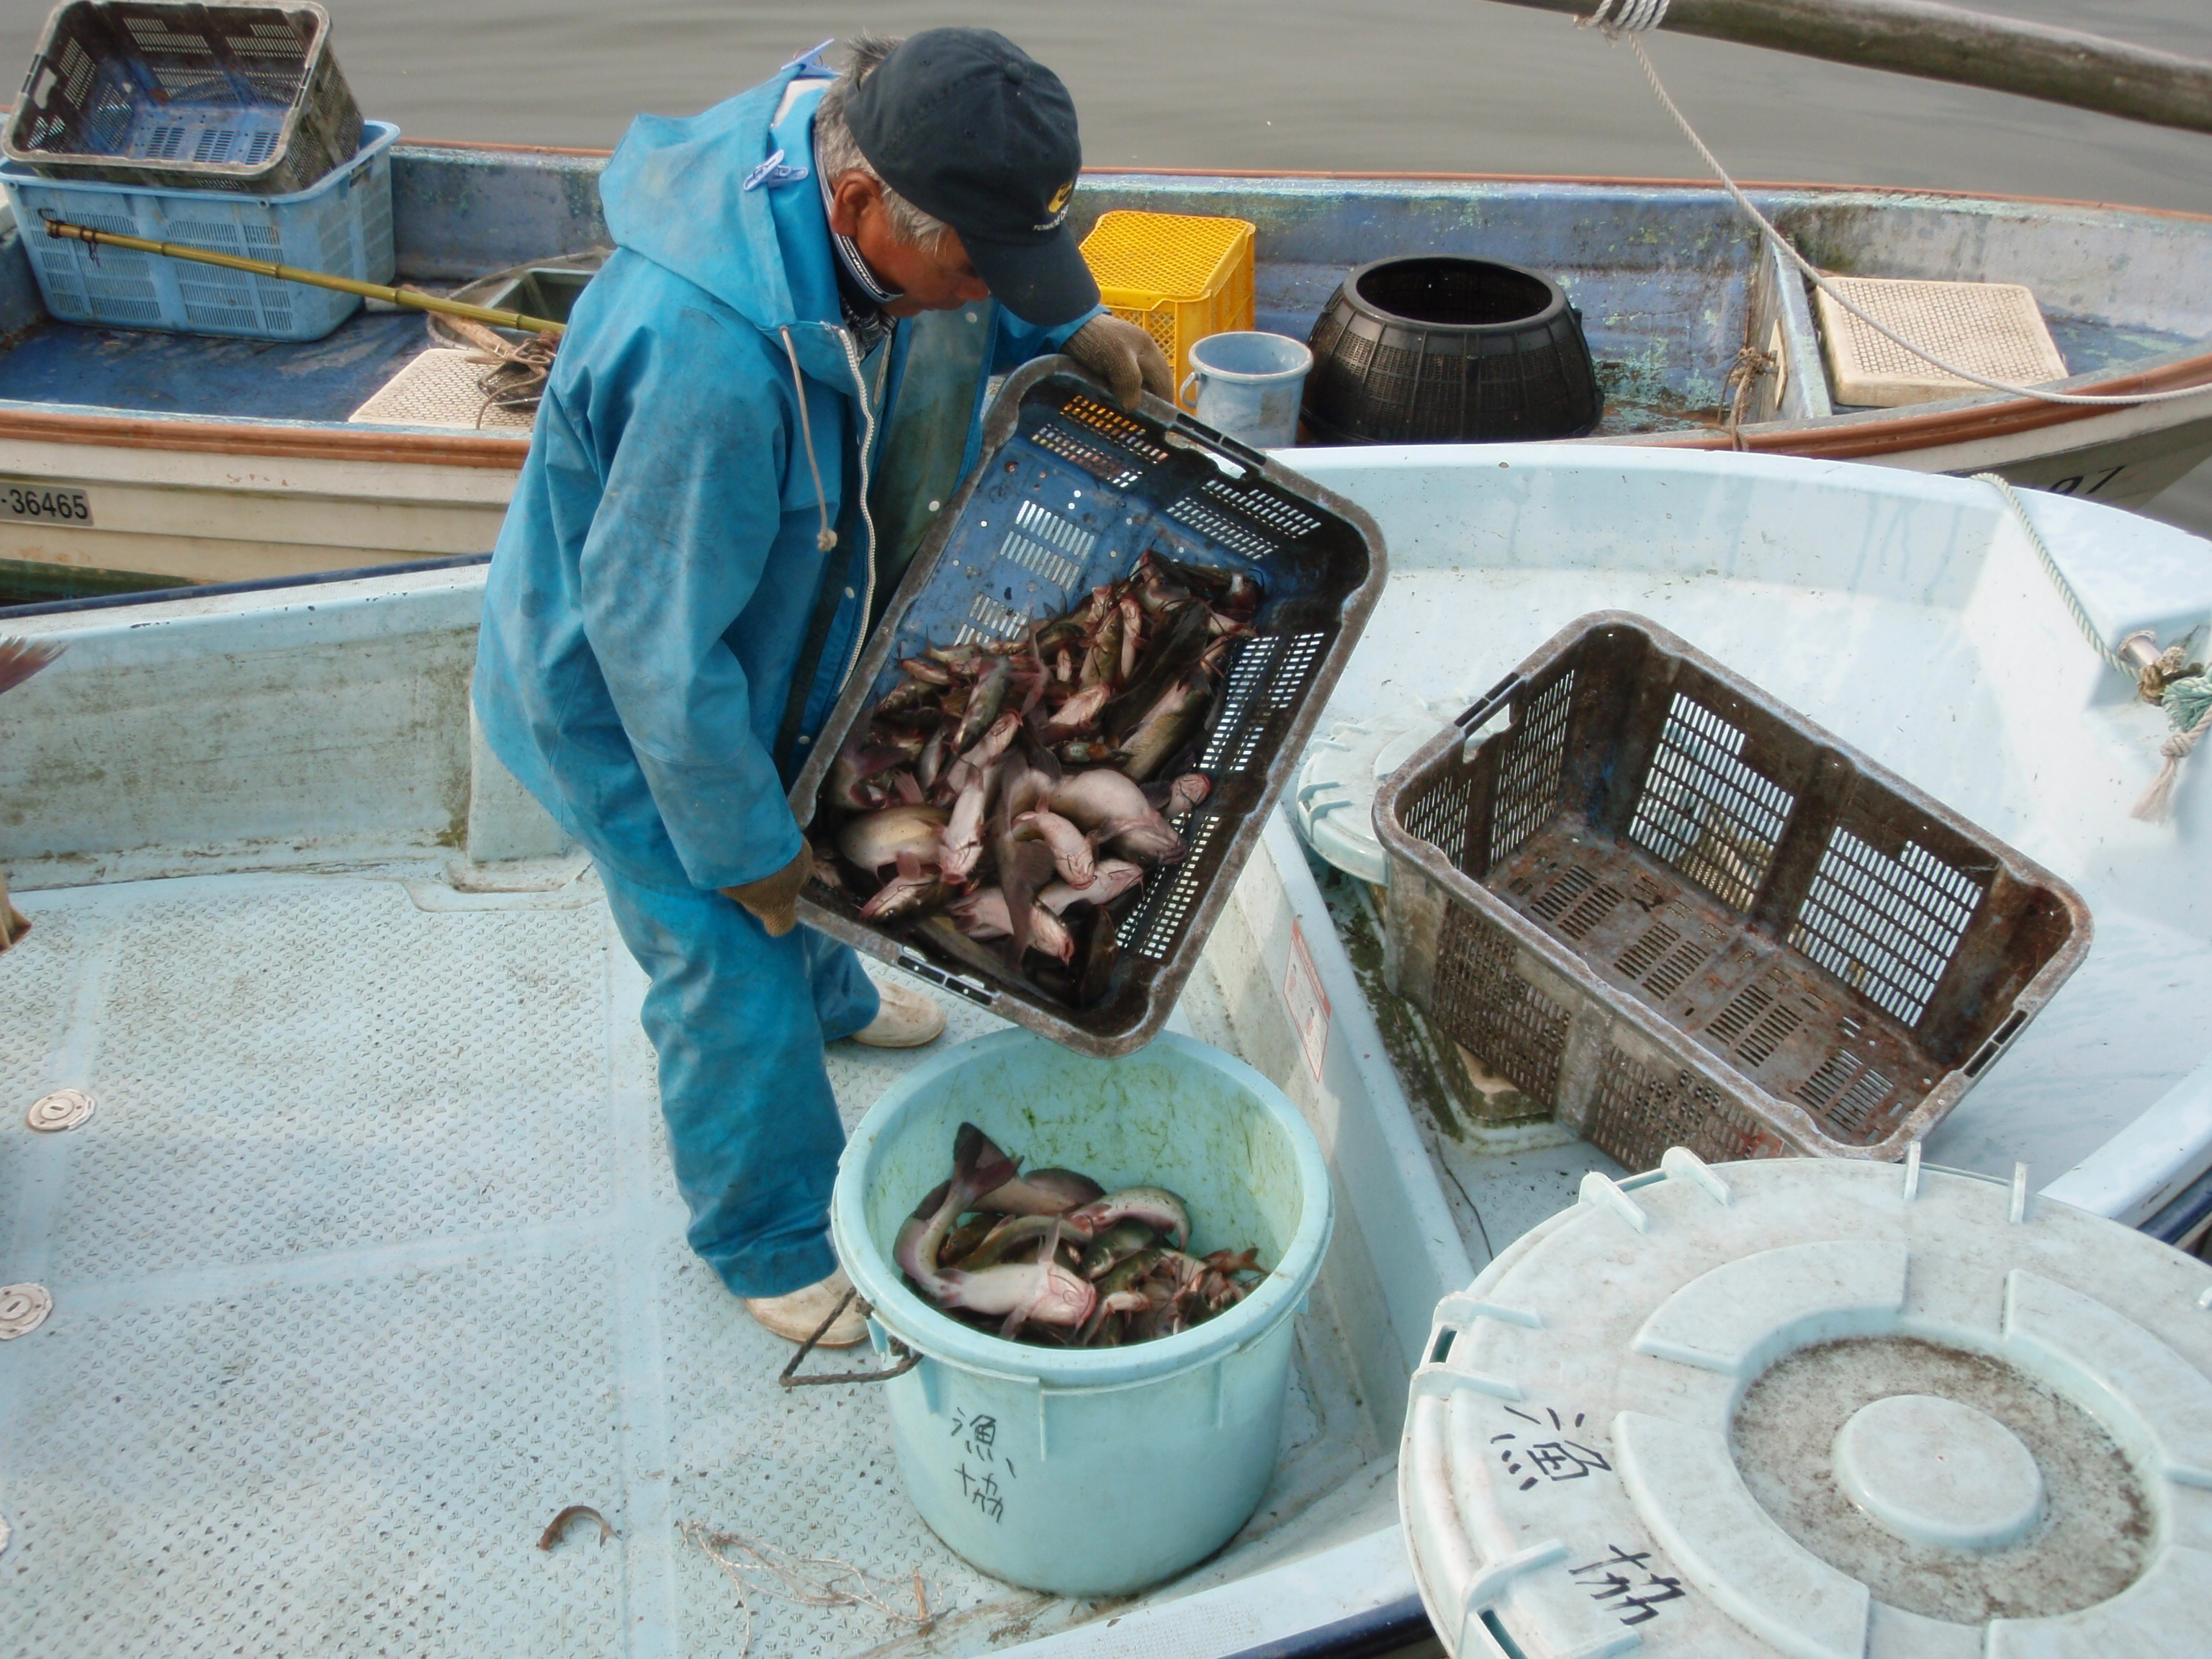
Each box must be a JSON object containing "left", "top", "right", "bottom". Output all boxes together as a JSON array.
[{"left": 40, "top": 217, "right": 566, "bottom": 336}]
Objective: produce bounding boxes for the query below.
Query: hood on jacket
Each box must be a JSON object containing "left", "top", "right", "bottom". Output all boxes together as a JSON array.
[{"left": 600, "top": 66, "right": 839, "bottom": 345}]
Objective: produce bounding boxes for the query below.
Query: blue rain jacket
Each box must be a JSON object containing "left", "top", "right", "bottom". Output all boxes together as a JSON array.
[{"left": 473, "top": 63, "right": 1095, "bottom": 895}]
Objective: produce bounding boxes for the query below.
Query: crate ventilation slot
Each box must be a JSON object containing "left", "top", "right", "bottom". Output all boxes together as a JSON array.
[
  {"left": 1797, "top": 1049, "right": 1896, "bottom": 1136},
  {"left": 1488, "top": 671, "right": 1575, "bottom": 869},
  {"left": 1615, "top": 920, "right": 1712, "bottom": 999},
  {"left": 1403, "top": 769, "right": 1475, "bottom": 876},
  {"left": 997, "top": 500, "right": 1093, "bottom": 593},
  {"left": 1630, "top": 694, "right": 1794, "bottom": 910},
  {"left": 1121, "top": 813, "right": 1223, "bottom": 960},
  {"left": 1789, "top": 830, "right": 1984, "bottom": 1025},
  {"left": 1060, "top": 395, "right": 1171, "bottom": 462},
  {"left": 1706, "top": 981, "right": 1805, "bottom": 1067},
  {"left": 1431, "top": 907, "right": 1569, "bottom": 1107},
  {"left": 955, "top": 592, "right": 1031, "bottom": 646},
  {"left": 1203, "top": 477, "right": 1320, "bottom": 540},
  {"left": 1200, "top": 632, "right": 1326, "bottom": 774},
  {"left": 1031, "top": 421, "right": 1146, "bottom": 489},
  {"left": 1166, "top": 493, "right": 1281, "bottom": 562}
]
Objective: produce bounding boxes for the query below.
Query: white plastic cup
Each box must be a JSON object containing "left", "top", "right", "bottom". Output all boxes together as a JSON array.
[
  {"left": 832, "top": 1029, "right": 1334, "bottom": 1596},
  {"left": 1179, "top": 330, "right": 1313, "bottom": 449}
]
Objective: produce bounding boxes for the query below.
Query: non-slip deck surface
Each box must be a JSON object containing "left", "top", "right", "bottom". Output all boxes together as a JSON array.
[{"left": 0, "top": 871, "right": 1375, "bottom": 1658}]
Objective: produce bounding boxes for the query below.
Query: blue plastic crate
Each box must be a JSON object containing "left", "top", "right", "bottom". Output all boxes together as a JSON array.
[{"left": 0, "top": 119, "right": 395, "bottom": 341}]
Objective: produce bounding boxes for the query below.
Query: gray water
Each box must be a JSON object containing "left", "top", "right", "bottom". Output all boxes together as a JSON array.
[{"left": 4, "top": 0, "right": 2207, "bottom": 530}]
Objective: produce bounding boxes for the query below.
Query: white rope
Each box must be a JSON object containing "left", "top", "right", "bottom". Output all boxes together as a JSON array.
[
  {"left": 1975, "top": 472, "right": 2132, "bottom": 678},
  {"left": 1581, "top": 0, "right": 1671, "bottom": 31},
  {"left": 1978, "top": 470, "right": 2212, "bottom": 821},
  {"left": 1599, "top": 26, "right": 2212, "bottom": 408}
]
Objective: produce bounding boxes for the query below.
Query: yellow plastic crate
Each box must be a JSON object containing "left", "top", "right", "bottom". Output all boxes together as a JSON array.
[{"left": 1080, "top": 210, "right": 1256, "bottom": 409}]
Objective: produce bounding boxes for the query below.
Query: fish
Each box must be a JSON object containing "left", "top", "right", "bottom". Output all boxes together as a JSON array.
[
  {"left": 974, "top": 1166, "right": 1106, "bottom": 1215},
  {"left": 937, "top": 1211, "right": 999, "bottom": 1269},
  {"left": 1101, "top": 603, "right": 1212, "bottom": 741},
  {"left": 915, "top": 725, "right": 948, "bottom": 793},
  {"left": 1038, "top": 680, "right": 1112, "bottom": 740},
  {"left": 0, "top": 637, "right": 63, "bottom": 697},
  {"left": 939, "top": 762, "right": 998, "bottom": 883},
  {"left": 1047, "top": 768, "right": 1155, "bottom": 833},
  {"left": 1080, "top": 599, "right": 1123, "bottom": 690},
  {"left": 952, "top": 654, "right": 1015, "bottom": 751},
  {"left": 1078, "top": 1246, "right": 1166, "bottom": 1343},
  {"left": 1079, "top": 1218, "right": 1159, "bottom": 1280},
  {"left": 837, "top": 804, "right": 949, "bottom": 876},
  {"left": 1118, "top": 595, "right": 1145, "bottom": 685},
  {"left": 941, "top": 1249, "right": 1097, "bottom": 1338},
  {"left": 946, "top": 886, "right": 1074, "bottom": 964},
  {"left": 1164, "top": 773, "right": 1213, "bottom": 817},
  {"left": 899, "top": 656, "right": 955, "bottom": 685},
  {"left": 1038, "top": 859, "right": 1145, "bottom": 914},
  {"left": 954, "top": 1213, "right": 1069, "bottom": 1271},
  {"left": 1117, "top": 672, "right": 1210, "bottom": 782},
  {"left": 1067, "top": 1187, "right": 1190, "bottom": 1249},
  {"left": 1102, "top": 812, "right": 1186, "bottom": 866},
  {"left": 940, "top": 710, "right": 1022, "bottom": 799},
  {"left": 893, "top": 1124, "right": 1020, "bottom": 1300},
  {"left": 859, "top": 864, "right": 951, "bottom": 920},
  {"left": 1014, "top": 807, "right": 1095, "bottom": 889}
]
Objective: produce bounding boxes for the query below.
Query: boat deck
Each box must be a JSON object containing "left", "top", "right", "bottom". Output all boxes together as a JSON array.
[
  {"left": 0, "top": 865, "right": 1412, "bottom": 1659},
  {"left": 0, "top": 310, "right": 433, "bottom": 426}
]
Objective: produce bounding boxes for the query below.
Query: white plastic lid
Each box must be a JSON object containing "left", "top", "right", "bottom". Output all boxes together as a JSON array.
[
  {"left": 1291, "top": 711, "right": 1447, "bottom": 884},
  {"left": 1399, "top": 1152, "right": 2212, "bottom": 1658}
]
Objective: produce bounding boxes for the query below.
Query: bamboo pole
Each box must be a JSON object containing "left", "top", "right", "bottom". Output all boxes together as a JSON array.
[
  {"left": 39, "top": 218, "right": 565, "bottom": 335},
  {"left": 1483, "top": 0, "right": 2212, "bottom": 137}
]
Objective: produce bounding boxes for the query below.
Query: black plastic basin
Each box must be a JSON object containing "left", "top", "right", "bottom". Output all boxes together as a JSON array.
[{"left": 1303, "top": 256, "right": 1602, "bottom": 444}]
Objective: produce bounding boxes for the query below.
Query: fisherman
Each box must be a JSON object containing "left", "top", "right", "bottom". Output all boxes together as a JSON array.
[{"left": 472, "top": 31, "right": 1172, "bottom": 1348}]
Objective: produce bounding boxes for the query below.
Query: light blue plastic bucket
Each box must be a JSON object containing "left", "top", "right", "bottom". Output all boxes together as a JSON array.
[
  {"left": 832, "top": 1029, "right": 1333, "bottom": 1596},
  {"left": 1179, "top": 330, "right": 1313, "bottom": 449}
]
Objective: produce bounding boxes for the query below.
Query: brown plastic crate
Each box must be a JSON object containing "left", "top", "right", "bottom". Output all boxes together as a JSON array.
[
  {"left": 1375, "top": 612, "right": 2091, "bottom": 1171},
  {"left": 4, "top": 1, "right": 361, "bottom": 196}
]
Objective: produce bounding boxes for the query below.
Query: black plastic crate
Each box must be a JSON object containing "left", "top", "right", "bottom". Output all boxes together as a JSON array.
[
  {"left": 792, "top": 359, "right": 1386, "bottom": 1058},
  {"left": 1375, "top": 613, "right": 2091, "bottom": 1171},
  {"left": 5, "top": 1, "right": 361, "bottom": 196}
]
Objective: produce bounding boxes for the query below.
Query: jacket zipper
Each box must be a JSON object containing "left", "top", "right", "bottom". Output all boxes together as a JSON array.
[{"left": 832, "top": 325, "right": 882, "bottom": 700}]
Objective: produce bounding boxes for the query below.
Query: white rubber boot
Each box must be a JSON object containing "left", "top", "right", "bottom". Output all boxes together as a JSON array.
[
  {"left": 848, "top": 978, "right": 946, "bottom": 1049},
  {"left": 743, "top": 1267, "right": 869, "bottom": 1347}
]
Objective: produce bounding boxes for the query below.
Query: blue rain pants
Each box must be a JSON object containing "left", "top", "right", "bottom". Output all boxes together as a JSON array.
[{"left": 598, "top": 863, "right": 878, "bottom": 1296}]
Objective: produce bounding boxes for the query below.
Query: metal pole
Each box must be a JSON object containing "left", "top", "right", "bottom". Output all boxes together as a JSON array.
[
  {"left": 39, "top": 218, "right": 565, "bottom": 335},
  {"left": 1482, "top": 0, "right": 2212, "bottom": 137}
]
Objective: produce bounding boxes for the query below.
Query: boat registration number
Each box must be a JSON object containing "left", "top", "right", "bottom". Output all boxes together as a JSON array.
[{"left": 0, "top": 482, "right": 94, "bottom": 526}]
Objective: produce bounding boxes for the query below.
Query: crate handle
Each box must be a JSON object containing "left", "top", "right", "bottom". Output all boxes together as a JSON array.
[
  {"left": 1166, "top": 409, "right": 1271, "bottom": 474},
  {"left": 1455, "top": 673, "right": 1523, "bottom": 759},
  {"left": 896, "top": 948, "right": 999, "bottom": 1009}
]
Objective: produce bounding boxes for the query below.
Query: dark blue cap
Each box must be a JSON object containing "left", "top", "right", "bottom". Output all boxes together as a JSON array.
[{"left": 844, "top": 29, "right": 1099, "bottom": 327}]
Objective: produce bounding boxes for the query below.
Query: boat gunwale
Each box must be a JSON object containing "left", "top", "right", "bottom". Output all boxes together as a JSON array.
[
  {"left": 401, "top": 136, "right": 2212, "bottom": 227},
  {"left": 3, "top": 144, "right": 2208, "bottom": 467}
]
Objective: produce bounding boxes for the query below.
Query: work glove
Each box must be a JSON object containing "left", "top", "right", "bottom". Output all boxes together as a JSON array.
[
  {"left": 1064, "top": 314, "right": 1174, "bottom": 408},
  {"left": 721, "top": 842, "right": 813, "bottom": 938}
]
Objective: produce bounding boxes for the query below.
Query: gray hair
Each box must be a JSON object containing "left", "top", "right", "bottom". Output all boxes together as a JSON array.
[{"left": 814, "top": 34, "right": 951, "bottom": 251}]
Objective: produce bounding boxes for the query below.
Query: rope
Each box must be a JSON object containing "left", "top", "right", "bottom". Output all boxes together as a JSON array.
[
  {"left": 1976, "top": 472, "right": 2132, "bottom": 678},
  {"left": 778, "top": 326, "right": 840, "bottom": 553},
  {"left": 1581, "top": 0, "right": 1671, "bottom": 30},
  {"left": 1593, "top": 23, "right": 2212, "bottom": 409},
  {"left": 1977, "top": 471, "right": 2212, "bottom": 821}
]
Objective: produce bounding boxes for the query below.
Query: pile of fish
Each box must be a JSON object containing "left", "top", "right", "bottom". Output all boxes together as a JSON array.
[
  {"left": 894, "top": 1123, "right": 1267, "bottom": 1346},
  {"left": 814, "top": 552, "right": 1259, "bottom": 1004}
]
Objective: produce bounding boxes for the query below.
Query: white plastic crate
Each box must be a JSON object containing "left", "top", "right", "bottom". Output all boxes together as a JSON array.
[{"left": 0, "top": 118, "right": 395, "bottom": 341}]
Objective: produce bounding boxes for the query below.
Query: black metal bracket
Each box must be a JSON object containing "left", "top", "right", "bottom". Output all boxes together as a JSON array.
[{"left": 777, "top": 1290, "right": 924, "bottom": 1388}]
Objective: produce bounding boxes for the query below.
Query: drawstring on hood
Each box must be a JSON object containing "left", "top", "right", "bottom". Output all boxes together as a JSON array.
[{"left": 778, "top": 325, "right": 839, "bottom": 554}]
